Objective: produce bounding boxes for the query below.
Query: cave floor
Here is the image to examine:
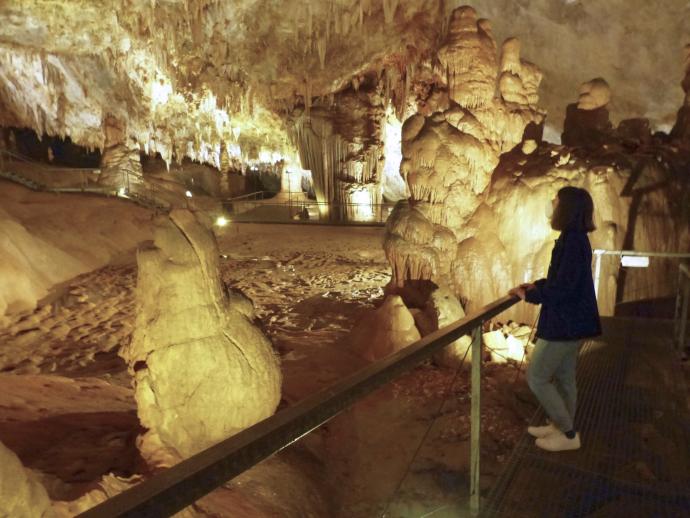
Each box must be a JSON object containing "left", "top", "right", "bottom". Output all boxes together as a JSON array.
[{"left": 0, "top": 222, "right": 536, "bottom": 516}]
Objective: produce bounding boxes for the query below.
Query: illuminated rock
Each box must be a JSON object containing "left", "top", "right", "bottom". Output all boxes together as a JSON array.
[
  {"left": 384, "top": 6, "right": 545, "bottom": 302},
  {"left": 121, "top": 209, "right": 281, "bottom": 460},
  {"left": 0, "top": 441, "right": 52, "bottom": 518},
  {"left": 577, "top": 78, "right": 612, "bottom": 111},
  {"left": 499, "top": 38, "right": 542, "bottom": 107},
  {"left": 425, "top": 286, "right": 473, "bottom": 368},
  {"left": 52, "top": 475, "right": 148, "bottom": 517},
  {"left": 350, "top": 295, "right": 421, "bottom": 361}
]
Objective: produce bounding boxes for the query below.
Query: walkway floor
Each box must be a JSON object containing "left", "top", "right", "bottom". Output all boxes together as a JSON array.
[{"left": 483, "top": 317, "right": 690, "bottom": 517}]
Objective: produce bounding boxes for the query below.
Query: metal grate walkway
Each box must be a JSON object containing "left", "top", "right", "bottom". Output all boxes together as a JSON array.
[{"left": 483, "top": 318, "right": 690, "bottom": 518}]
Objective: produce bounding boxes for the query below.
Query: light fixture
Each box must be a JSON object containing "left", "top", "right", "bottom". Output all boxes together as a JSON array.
[
  {"left": 185, "top": 190, "right": 193, "bottom": 198},
  {"left": 621, "top": 255, "right": 649, "bottom": 268},
  {"left": 216, "top": 216, "right": 228, "bottom": 227},
  {"left": 117, "top": 187, "right": 127, "bottom": 196}
]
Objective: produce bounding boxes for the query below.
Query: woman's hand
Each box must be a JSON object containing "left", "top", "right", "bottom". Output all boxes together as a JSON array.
[
  {"left": 508, "top": 286, "right": 527, "bottom": 299},
  {"left": 509, "top": 283, "right": 536, "bottom": 300}
]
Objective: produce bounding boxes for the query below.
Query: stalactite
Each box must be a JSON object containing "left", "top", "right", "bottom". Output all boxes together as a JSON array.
[
  {"left": 382, "top": 0, "right": 399, "bottom": 24},
  {"left": 317, "top": 34, "right": 326, "bottom": 70},
  {"left": 307, "top": 2, "right": 313, "bottom": 51}
]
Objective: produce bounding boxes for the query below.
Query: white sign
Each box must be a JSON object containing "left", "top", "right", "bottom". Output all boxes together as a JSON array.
[{"left": 621, "top": 255, "right": 650, "bottom": 268}]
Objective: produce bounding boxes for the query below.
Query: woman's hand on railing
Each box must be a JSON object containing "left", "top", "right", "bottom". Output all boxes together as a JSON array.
[{"left": 508, "top": 283, "right": 536, "bottom": 300}]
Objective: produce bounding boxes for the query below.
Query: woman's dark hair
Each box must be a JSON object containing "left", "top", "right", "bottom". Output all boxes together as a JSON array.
[{"left": 551, "top": 186, "right": 596, "bottom": 232}]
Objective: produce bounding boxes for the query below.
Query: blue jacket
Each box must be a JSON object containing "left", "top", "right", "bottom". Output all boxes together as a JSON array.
[{"left": 525, "top": 229, "right": 602, "bottom": 341}]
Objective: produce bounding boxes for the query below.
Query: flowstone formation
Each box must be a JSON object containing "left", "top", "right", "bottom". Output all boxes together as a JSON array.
[
  {"left": 120, "top": 209, "right": 281, "bottom": 461},
  {"left": 376, "top": 6, "right": 544, "bottom": 363},
  {"left": 385, "top": 6, "right": 544, "bottom": 290}
]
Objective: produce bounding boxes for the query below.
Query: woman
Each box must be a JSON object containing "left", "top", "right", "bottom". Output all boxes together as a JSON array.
[{"left": 509, "top": 186, "right": 602, "bottom": 452}]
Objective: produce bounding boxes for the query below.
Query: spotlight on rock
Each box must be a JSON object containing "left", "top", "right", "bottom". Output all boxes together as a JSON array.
[
  {"left": 216, "top": 216, "right": 229, "bottom": 227},
  {"left": 185, "top": 190, "right": 193, "bottom": 198}
]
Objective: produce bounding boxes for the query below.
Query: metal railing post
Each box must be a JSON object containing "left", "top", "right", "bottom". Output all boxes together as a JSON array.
[
  {"left": 593, "top": 249, "right": 604, "bottom": 299},
  {"left": 678, "top": 265, "right": 690, "bottom": 352},
  {"left": 469, "top": 322, "right": 483, "bottom": 516},
  {"left": 675, "top": 266, "right": 684, "bottom": 346}
]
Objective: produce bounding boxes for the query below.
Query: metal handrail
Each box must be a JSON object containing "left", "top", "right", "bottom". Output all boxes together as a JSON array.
[
  {"left": 592, "top": 249, "right": 690, "bottom": 299},
  {"left": 77, "top": 294, "right": 520, "bottom": 518},
  {"left": 0, "top": 149, "right": 100, "bottom": 174}
]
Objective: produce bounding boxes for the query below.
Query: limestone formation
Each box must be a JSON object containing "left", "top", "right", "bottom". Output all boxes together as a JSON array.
[
  {"left": 562, "top": 78, "right": 614, "bottom": 148},
  {"left": 577, "top": 78, "right": 612, "bottom": 111},
  {"left": 290, "top": 84, "right": 386, "bottom": 221},
  {"left": 438, "top": 6, "right": 497, "bottom": 109},
  {"left": 381, "top": 6, "right": 546, "bottom": 364},
  {"left": 425, "top": 286, "right": 473, "bottom": 368},
  {"left": 120, "top": 209, "right": 281, "bottom": 460},
  {"left": 383, "top": 6, "right": 544, "bottom": 287},
  {"left": 499, "top": 38, "right": 542, "bottom": 107},
  {"left": 99, "top": 116, "right": 144, "bottom": 191},
  {"left": 350, "top": 295, "right": 421, "bottom": 361},
  {"left": 0, "top": 441, "right": 53, "bottom": 518}
]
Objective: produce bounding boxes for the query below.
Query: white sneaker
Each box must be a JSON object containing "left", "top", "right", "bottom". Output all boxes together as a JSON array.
[
  {"left": 535, "top": 432, "right": 581, "bottom": 452},
  {"left": 527, "top": 423, "right": 560, "bottom": 438}
]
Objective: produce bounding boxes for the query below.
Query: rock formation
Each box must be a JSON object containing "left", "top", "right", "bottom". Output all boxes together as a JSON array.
[
  {"left": 379, "top": 8, "right": 689, "bottom": 354},
  {"left": 562, "top": 78, "right": 614, "bottom": 148},
  {"left": 455, "top": 62, "right": 690, "bottom": 322},
  {"left": 381, "top": 6, "right": 544, "bottom": 362},
  {"left": 99, "top": 116, "right": 144, "bottom": 191},
  {"left": 350, "top": 295, "right": 421, "bottom": 361},
  {"left": 290, "top": 83, "right": 386, "bottom": 221},
  {"left": 120, "top": 209, "right": 281, "bottom": 461}
]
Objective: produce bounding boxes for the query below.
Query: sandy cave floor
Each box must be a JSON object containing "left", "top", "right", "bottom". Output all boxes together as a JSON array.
[{"left": 0, "top": 222, "right": 537, "bottom": 516}]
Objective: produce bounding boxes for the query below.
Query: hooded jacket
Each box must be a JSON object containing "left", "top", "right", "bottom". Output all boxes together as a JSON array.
[{"left": 525, "top": 229, "right": 602, "bottom": 341}]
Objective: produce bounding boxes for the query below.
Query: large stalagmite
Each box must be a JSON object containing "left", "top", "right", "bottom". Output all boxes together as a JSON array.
[{"left": 120, "top": 209, "right": 281, "bottom": 460}]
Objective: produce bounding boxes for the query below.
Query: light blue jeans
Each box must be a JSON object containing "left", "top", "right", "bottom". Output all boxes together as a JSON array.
[{"left": 527, "top": 338, "right": 583, "bottom": 433}]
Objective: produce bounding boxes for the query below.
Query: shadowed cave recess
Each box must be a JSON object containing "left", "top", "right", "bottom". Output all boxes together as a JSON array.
[{"left": 0, "top": 1, "right": 689, "bottom": 517}]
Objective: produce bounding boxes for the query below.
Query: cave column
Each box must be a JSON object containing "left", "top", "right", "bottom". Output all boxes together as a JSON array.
[
  {"left": 290, "top": 86, "right": 386, "bottom": 222},
  {"left": 99, "top": 115, "right": 144, "bottom": 192}
]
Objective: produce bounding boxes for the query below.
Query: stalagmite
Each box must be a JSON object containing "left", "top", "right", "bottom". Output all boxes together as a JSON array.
[
  {"left": 120, "top": 210, "right": 281, "bottom": 461},
  {"left": 350, "top": 295, "right": 421, "bottom": 361},
  {"left": 99, "top": 115, "right": 144, "bottom": 191}
]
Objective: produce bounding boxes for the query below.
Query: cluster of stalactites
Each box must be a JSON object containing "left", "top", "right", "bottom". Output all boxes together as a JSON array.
[{"left": 290, "top": 87, "right": 386, "bottom": 219}]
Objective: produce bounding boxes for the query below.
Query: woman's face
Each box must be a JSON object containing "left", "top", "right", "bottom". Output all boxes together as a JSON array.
[{"left": 546, "top": 196, "right": 558, "bottom": 220}]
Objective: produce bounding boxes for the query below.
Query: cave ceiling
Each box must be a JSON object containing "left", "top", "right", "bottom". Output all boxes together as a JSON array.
[{"left": 0, "top": 0, "right": 688, "bottom": 164}]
